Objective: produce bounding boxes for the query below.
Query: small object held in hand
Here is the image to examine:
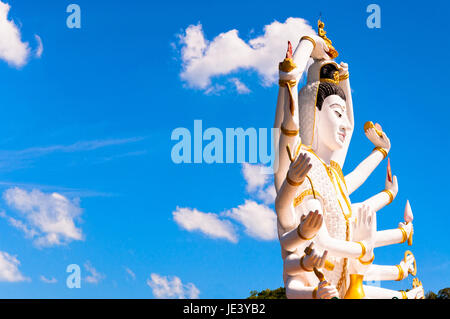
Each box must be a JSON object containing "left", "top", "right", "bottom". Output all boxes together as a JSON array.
[
  {"left": 387, "top": 158, "right": 393, "bottom": 183},
  {"left": 364, "top": 121, "right": 383, "bottom": 137}
]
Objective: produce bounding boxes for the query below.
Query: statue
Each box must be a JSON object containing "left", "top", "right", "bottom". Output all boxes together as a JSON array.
[{"left": 273, "top": 19, "right": 424, "bottom": 299}]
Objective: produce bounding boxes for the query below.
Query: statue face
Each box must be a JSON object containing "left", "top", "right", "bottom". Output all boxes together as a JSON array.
[{"left": 317, "top": 95, "right": 350, "bottom": 151}]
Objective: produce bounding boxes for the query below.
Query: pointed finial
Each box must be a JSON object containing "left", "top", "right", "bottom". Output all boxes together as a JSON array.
[
  {"left": 387, "top": 158, "right": 393, "bottom": 183},
  {"left": 404, "top": 200, "right": 414, "bottom": 223}
]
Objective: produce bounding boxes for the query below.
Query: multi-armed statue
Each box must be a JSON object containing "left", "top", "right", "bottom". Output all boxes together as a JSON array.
[{"left": 273, "top": 19, "right": 424, "bottom": 299}]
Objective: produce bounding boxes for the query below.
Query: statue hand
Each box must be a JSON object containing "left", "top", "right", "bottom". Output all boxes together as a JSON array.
[
  {"left": 299, "top": 210, "right": 323, "bottom": 241},
  {"left": 365, "top": 124, "right": 391, "bottom": 152},
  {"left": 287, "top": 153, "right": 312, "bottom": 185},
  {"left": 310, "top": 35, "right": 330, "bottom": 60},
  {"left": 385, "top": 175, "right": 398, "bottom": 198},
  {"left": 353, "top": 204, "right": 377, "bottom": 259},
  {"left": 338, "top": 62, "right": 349, "bottom": 76},
  {"left": 398, "top": 222, "right": 413, "bottom": 242},
  {"left": 317, "top": 281, "right": 339, "bottom": 299},
  {"left": 399, "top": 250, "right": 415, "bottom": 279}
]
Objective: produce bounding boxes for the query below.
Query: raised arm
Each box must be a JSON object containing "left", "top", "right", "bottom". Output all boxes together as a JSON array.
[
  {"left": 274, "top": 36, "right": 330, "bottom": 192},
  {"left": 344, "top": 124, "right": 391, "bottom": 195},
  {"left": 363, "top": 164, "right": 398, "bottom": 213}
]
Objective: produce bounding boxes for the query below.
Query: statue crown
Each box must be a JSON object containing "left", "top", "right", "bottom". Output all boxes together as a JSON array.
[{"left": 318, "top": 19, "right": 339, "bottom": 59}]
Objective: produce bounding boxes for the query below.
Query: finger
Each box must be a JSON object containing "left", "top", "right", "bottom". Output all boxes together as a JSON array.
[
  {"left": 320, "top": 250, "right": 328, "bottom": 266},
  {"left": 318, "top": 281, "right": 328, "bottom": 289},
  {"left": 313, "top": 214, "right": 323, "bottom": 228},
  {"left": 294, "top": 156, "right": 310, "bottom": 171}
]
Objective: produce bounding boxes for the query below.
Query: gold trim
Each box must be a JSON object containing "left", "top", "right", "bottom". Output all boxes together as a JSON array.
[
  {"left": 357, "top": 242, "right": 366, "bottom": 260},
  {"left": 280, "top": 125, "right": 299, "bottom": 137},
  {"left": 374, "top": 146, "right": 388, "bottom": 159},
  {"left": 383, "top": 189, "right": 394, "bottom": 205},
  {"left": 278, "top": 79, "right": 297, "bottom": 87},
  {"left": 330, "top": 160, "right": 347, "bottom": 190},
  {"left": 404, "top": 251, "right": 417, "bottom": 276},
  {"left": 293, "top": 189, "right": 323, "bottom": 207},
  {"left": 320, "top": 78, "right": 339, "bottom": 85},
  {"left": 300, "top": 256, "right": 313, "bottom": 272},
  {"left": 359, "top": 253, "right": 375, "bottom": 265},
  {"left": 286, "top": 173, "right": 303, "bottom": 187},
  {"left": 312, "top": 287, "right": 318, "bottom": 299},
  {"left": 279, "top": 58, "right": 297, "bottom": 73},
  {"left": 399, "top": 227, "right": 407, "bottom": 244},
  {"left": 396, "top": 265, "right": 404, "bottom": 281},
  {"left": 400, "top": 291, "right": 408, "bottom": 299},
  {"left": 339, "top": 73, "right": 349, "bottom": 81},
  {"left": 300, "top": 36, "right": 316, "bottom": 49}
]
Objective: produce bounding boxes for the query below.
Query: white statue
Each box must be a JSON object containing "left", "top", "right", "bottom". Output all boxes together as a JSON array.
[{"left": 273, "top": 20, "right": 424, "bottom": 299}]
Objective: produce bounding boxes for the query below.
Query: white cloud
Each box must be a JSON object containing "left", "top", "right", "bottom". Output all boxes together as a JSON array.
[
  {"left": 178, "top": 18, "right": 315, "bottom": 93},
  {"left": 2, "top": 188, "right": 83, "bottom": 247},
  {"left": 34, "top": 34, "right": 43, "bottom": 58},
  {"left": 0, "top": 251, "right": 28, "bottom": 282},
  {"left": 224, "top": 200, "right": 277, "bottom": 241},
  {"left": 125, "top": 267, "right": 136, "bottom": 280},
  {"left": 84, "top": 261, "right": 105, "bottom": 284},
  {"left": 40, "top": 275, "right": 57, "bottom": 284},
  {"left": 173, "top": 207, "right": 237, "bottom": 243},
  {"left": 242, "top": 163, "right": 269, "bottom": 192},
  {"left": 241, "top": 163, "right": 275, "bottom": 204},
  {"left": 0, "top": 1, "right": 30, "bottom": 67},
  {"left": 147, "top": 273, "right": 200, "bottom": 299},
  {"left": 257, "top": 184, "right": 276, "bottom": 205},
  {"left": 230, "top": 78, "right": 250, "bottom": 94}
]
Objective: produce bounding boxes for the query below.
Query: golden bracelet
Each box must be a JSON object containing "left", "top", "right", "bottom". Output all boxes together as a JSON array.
[
  {"left": 399, "top": 227, "right": 408, "bottom": 244},
  {"left": 286, "top": 173, "right": 303, "bottom": 187},
  {"left": 280, "top": 125, "right": 299, "bottom": 137},
  {"left": 383, "top": 189, "right": 394, "bottom": 205},
  {"left": 373, "top": 147, "right": 388, "bottom": 159},
  {"left": 357, "top": 242, "right": 366, "bottom": 260},
  {"left": 396, "top": 265, "right": 404, "bottom": 281},
  {"left": 400, "top": 291, "right": 408, "bottom": 299},
  {"left": 300, "top": 36, "right": 316, "bottom": 49},
  {"left": 359, "top": 253, "right": 375, "bottom": 265},
  {"left": 300, "top": 256, "right": 313, "bottom": 272},
  {"left": 339, "top": 73, "right": 349, "bottom": 81},
  {"left": 278, "top": 79, "right": 297, "bottom": 87},
  {"left": 297, "top": 224, "right": 316, "bottom": 241},
  {"left": 312, "top": 287, "right": 318, "bottom": 299}
]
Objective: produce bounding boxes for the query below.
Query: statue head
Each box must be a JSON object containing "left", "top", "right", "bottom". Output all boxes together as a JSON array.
[
  {"left": 315, "top": 82, "right": 349, "bottom": 151},
  {"left": 298, "top": 60, "right": 352, "bottom": 153}
]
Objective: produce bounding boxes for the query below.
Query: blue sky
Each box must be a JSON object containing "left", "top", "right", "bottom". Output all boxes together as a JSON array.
[{"left": 0, "top": 0, "right": 448, "bottom": 298}]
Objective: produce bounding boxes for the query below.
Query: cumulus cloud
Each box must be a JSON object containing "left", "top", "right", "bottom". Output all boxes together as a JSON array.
[
  {"left": 2, "top": 188, "right": 83, "bottom": 247},
  {"left": 0, "top": 251, "right": 28, "bottom": 282},
  {"left": 224, "top": 200, "right": 277, "bottom": 241},
  {"left": 178, "top": 17, "right": 315, "bottom": 93},
  {"left": 147, "top": 273, "right": 200, "bottom": 299},
  {"left": 173, "top": 207, "right": 237, "bottom": 243},
  {"left": 34, "top": 34, "right": 43, "bottom": 58},
  {"left": 229, "top": 78, "right": 250, "bottom": 94},
  {"left": 242, "top": 163, "right": 275, "bottom": 204},
  {"left": 40, "top": 275, "right": 57, "bottom": 284},
  {"left": 0, "top": 1, "right": 31, "bottom": 67},
  {"left": 242, "top": 163, "right": 269, "bottom": 192},
  {"left": 84, "top": 261, "right": 105, "bottom": 284}
]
